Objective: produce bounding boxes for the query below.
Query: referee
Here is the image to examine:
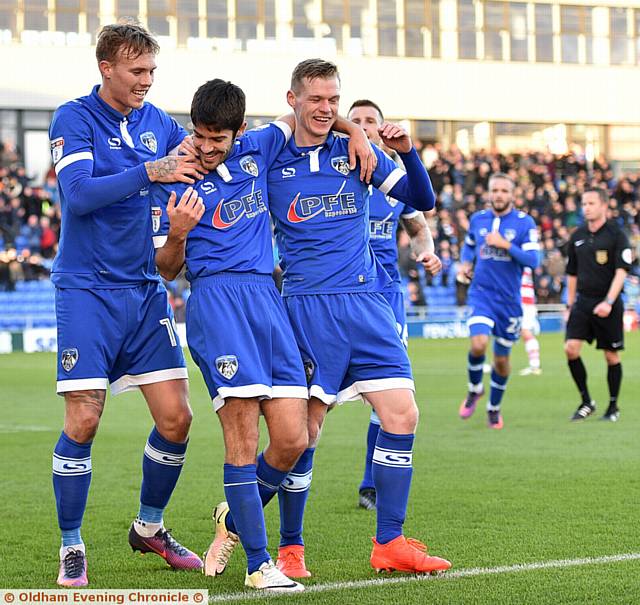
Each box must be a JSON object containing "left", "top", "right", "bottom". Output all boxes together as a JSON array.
[{"left": 564, "top": 188, "right": 632, "bottom": 422}]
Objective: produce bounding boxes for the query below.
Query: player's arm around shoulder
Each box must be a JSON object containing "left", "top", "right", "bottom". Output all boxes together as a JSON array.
[
  {"left": 375, "top": 122, "right": 435, "bottom": 211},
  {"left": 154, "top": 186, "right": 204, "bottom": 281}
]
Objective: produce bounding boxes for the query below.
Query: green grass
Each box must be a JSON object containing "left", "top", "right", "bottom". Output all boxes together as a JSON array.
[{"left": 1, "top": 332, "right": 639, "bottom": 604}]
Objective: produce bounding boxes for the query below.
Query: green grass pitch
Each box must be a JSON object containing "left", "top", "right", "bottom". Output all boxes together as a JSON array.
[{"left": 1, "top": 332, "right": 639, "bottom": 604}]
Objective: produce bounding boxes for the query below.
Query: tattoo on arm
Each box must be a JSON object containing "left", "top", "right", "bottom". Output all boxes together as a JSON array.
[{"left": 146, "top": 157, "right": 179, "bottom": 181}]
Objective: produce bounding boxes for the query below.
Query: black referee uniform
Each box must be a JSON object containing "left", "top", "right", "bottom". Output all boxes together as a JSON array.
[
  {"left": 565, "top": 219, "right": 632, "bottom": 422},
  {"left": 566, "top": 221, "right": 632, "bottom": 350}
]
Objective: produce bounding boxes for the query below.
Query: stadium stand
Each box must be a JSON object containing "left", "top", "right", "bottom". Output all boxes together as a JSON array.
[{"left": 1, "top": 138, "right": 639, "bottom": 330}]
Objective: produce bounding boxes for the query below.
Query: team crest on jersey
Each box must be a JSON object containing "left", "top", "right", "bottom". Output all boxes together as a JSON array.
[
  {"left": 50, "top": 137, "right": 64, "bottom": 164},
  {"left": 303, "top": 359, "right": 315, "bottom": 384},
  {"left": 504, "top": 228, "right": 517, "bottom": 241},
  {"left": 151, "top": 207, "right": 162, "bottom": 233},
  {"left": 61, "top": 348, "right": 79, "bottom": 372},
  {"left": 240, "top": 156, "right": 259, "bottom": 177},
  {"left": 140, "top": 131, "right": 157, "bottom": 153},
  {"left": 216, "top": 355, "right": 238, "bottom": 379},
  {"left": 331, "top": 156, "right": 350, "bottom": 176},
  {"left": 596, "top": 250, "right": 608, "bottom": 264}
]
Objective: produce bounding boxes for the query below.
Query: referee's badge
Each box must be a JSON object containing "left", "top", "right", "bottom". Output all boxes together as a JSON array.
[
  {"left": 596, "top": 250, "right": 608, "bottom": 264},
  {"left": 216, "top": 355, "right": 238, "bottom": 379}
]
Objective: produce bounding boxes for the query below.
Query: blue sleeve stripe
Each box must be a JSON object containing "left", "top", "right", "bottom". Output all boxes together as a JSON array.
[
  {"left": 273, "top": 120, "right": 292, "bottom": 142},
  {"left": 55, "top": 151, "right": 93, "bottom": 175},
  {"left": 378, "top": 167, "right": 405, "bottom": 194},
  {"left": 400, "top": 207, "right": 420, "bottom": 218}
]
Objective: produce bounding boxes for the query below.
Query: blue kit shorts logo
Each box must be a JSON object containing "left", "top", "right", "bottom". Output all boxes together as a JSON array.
[
  {"left": 216, "top": 355, "right": 239, "bottom": 379},
  {"left": 61, "top": 348, "right": 79, "bottom": 372}
]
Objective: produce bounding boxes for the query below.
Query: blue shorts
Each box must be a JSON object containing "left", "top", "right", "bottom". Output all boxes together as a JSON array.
[
  {"left": 467, "top": 296, "right": 522, "bottom": 356},
  {"left": 381, "top": 290, "right": 407, "bottom": 348},
  {"left": 284, "top": 292, "right": 414, "bottom": 405},
  {"left": 56, "top": 282, "right": 187, "bottom": 395},
  {"left": 186, "top": 274, "right": 308, "bottom": 411}
]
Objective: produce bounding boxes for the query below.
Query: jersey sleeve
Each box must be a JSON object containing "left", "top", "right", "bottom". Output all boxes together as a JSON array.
[
  {"left": 245, "top": 121, "right": 293, "bottom": 168},
  {"left": 614, "top": 227, "right": 633, "bottom": 272},
  {"left": 49, "top": 103, "right": 94, "bottom": 175},
  {"left": 461, "top": 214, "right": 477, "bottom": 263},
  {"left": 566, "top": 233, "right": 578, "bottom": 276},
  {"left": 506, "top": 215, "right": 539, "bottom": 268},
  {"left": 371, "top": 146, "right": 435, "bottom": 211},
  {"left": 50, "top": 102, "right": 150, "bottom": 216},
  {"left": 400, "top": 202, "right": 420, "bottom": 219}
]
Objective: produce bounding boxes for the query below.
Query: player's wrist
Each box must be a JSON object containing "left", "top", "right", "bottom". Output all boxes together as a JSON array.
[{"left": 605, "top": 296, "right": 615, "bottom": 306}]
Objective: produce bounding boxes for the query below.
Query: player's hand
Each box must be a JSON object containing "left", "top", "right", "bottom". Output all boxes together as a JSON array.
[
  {"left": 593, "top": 301, "right": 612, "bottom": 318},
  {"left": 174, "top": 136, "right": 209, "bottom": 176},
  {"left": 485, "top": 231, "right": 510, "bottom": 249},
  {"left": 417, "top": 252, "right": 442, "bottom": 276},
  {"left": 166, "top": 187, "right": 205, "bottom": 239},
  {"left": 146, "top": 155, "right": 206, "bottom": 184},
  {"left": 177, "top": 135, "right": 198, "bottom": 158},
  {"left": 378, "top": 122, "right": 412, "bottom": 154},
  {"left": 457, "top": 262, "right": 473, "bottom": 283},
  {"left": 347, "top": 126, "right": 377, "bottom": 183}
]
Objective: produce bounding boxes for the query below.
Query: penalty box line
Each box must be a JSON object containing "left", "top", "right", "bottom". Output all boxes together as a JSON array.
[{"left": 208, "top": 552, "right": 640, "bottom": 602}]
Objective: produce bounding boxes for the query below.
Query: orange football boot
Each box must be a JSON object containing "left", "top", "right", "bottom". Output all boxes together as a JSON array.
[
  {"left": 276, "top": 545, "right": 312, "bottom": 578},
  {"left": 370, "top": 535, "right": 451, "bottom": 574}
]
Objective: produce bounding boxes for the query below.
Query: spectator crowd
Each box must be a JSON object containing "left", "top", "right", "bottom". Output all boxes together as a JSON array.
[{"left": 2, "top": 137, "right": 639, "bottom": 311}]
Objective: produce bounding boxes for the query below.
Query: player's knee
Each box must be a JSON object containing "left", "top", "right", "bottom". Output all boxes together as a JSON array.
[
  {"left": 494, "top": 357, "right": 510, "bottom": 376},
  {"left": 65, "top": 410, "right": 100, "bottom": 443},
  {"left": 564, "top": 341, "right": 579, "bottom": 359},
  {"left": 156, "top": 407, "right": 193, "bottom": 443},
  {"left": 604, "top": 350, "right": 620, "bottom": 365},
  {"left": 276, "top": 430, "right": 309, "bottom": 468}
]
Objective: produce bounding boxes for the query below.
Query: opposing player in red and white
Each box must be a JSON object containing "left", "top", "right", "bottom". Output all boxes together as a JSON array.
[{"left": 518, "top": 267, "right": 542, "bottom": 376}]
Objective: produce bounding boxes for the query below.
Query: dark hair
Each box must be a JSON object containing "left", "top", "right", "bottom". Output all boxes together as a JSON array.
[
  {"left": 489, "top": 172, "right": 515, "bottom": 189},
  {"left": 96, "top": 19, "right": 159, "bottom": 63},
  {"left": 291, "top": 59, "right": 340, "bottom": 94},
  {"left": 190, "top": 79, "right": 246, "bottom": 133},
  {"left": 583, "top": 187, "right": 609, "bottom": 204},
  {"left": 348, "top": 99, "right": 384, "bottom": 123}
]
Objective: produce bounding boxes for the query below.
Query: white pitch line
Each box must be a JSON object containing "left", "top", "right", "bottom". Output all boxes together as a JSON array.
[{"left": 208, "top": 552, "right": 640, "bottom": 602}]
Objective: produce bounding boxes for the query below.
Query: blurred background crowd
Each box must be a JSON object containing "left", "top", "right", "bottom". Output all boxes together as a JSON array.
[{"left": 2, "top": 137, "right": 639, "bottom": 314}]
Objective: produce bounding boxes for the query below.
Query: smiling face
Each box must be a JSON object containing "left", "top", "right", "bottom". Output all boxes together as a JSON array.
[
  {"left": 348, "top": 105, "right": 382, "bottom": 146},
  {"left": 287, "top": 76, "right": 340, "bottom": 146},
  {"left": 98, "top": 50, "right": 157, "bottom": 115},
  {"left": 192, "top": 123, "right": 246, "bottom": 171}
]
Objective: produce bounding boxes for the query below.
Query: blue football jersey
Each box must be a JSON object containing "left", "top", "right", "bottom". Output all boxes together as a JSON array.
[
  {"left": 369, "top": 188, "right": 419, "bottom": 289},
  {"left": 462, "top": 208, "right": 540, "bottom": 305},
  {"left": 268, "top": 134, "right": 433, "bottom": 296},
  {"left": 49, "top": 85, "right": 186, "bottom": 288},
  {"left": 151, "top": 122, "right": 291, "bottom": 281}
]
